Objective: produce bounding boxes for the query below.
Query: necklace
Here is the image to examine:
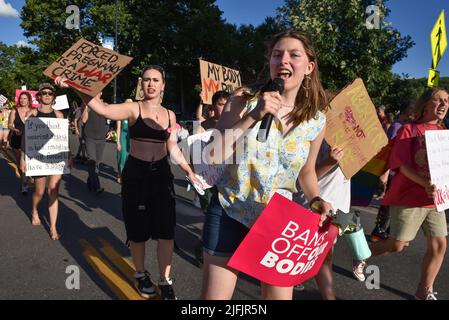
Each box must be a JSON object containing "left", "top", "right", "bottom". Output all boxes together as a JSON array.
[
  {"left": 143, "top": 102, "right": 161, "bottom": 122},
  {"left": 281, "top": 104, "right": 295, "bottom": 109}
]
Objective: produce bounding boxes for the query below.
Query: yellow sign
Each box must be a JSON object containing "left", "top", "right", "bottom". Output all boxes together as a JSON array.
[
  {"left": 430, "top": 10, "right": 447, "bottom": 68},
  {"left": 428, "top": 68, "right": 440, "bottom": 87}
]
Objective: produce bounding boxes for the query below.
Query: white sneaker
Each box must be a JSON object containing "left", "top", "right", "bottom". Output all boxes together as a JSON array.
[
  {"left": 415, "top": 291, "right": 438, "bottom": 300},
  {"left": 352, "top": 260, "right": 366, "bottom": 282}
]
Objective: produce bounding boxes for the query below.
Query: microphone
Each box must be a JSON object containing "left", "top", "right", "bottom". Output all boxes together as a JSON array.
[{"left": 256, "top": 78, "right": 284, "bottom": 142}]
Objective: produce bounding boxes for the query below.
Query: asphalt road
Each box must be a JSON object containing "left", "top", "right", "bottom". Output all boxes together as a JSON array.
[{"left": 0, "top": 133, "right": 448, "bottom": 301}]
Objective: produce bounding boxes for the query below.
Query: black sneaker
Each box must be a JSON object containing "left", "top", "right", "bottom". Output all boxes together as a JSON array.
[
  {"left": 134, "top": 271, "right": 157, "bottom": 299},
  {"left": 158, "top": 278, "right": 177, "bottom": 300}
]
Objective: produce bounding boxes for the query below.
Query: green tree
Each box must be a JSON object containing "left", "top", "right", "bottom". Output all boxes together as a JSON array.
[
  {"left": 0, "top": 42, "right": 46, "bottom": 98},
  {"left": 17, "top": 0, "right": 282, "bottom": 116},
  {"left": 277, "top": 0, "right": 414, "bottom": 105}
]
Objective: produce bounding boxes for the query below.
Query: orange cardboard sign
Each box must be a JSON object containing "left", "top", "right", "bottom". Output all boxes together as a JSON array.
[
  {"left": 43, "top": 38, "right": 133, "bottom": 96},
  {"left": 199, "top": 59, "right": 241, "bottom": 104},
  {"left": 324, "top": 78, "right": 388, "bottom": 179}
]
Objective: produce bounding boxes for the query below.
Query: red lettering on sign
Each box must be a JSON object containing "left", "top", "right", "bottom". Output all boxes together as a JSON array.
[{"left": 77, "top": 65, "right": 114, "bottom": 84}]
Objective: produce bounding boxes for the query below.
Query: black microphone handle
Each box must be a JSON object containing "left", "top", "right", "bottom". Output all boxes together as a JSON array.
[{"left": 257, "top": 114, "right": 273, "bottom": 142}]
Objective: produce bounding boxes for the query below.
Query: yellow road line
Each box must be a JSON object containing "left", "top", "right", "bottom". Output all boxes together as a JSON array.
[
  {"left": 97, "top": 237, "right": 160, "bottom": 300},
  {"left": 0, "top": 148, "right": 20, "bottom": 178},
  {"left": 97, "top": 237, "right": 136, "bottom": 283},
  {"left": 79, "top": 239, "right": 144, "bottom": 300}
]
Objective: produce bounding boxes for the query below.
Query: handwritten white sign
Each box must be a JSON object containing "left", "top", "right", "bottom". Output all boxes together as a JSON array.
[
  {"left": 53, "top": 95, "right": 70, "bottom": 111},
  {"left": 25, "top": 118, "right": 70, "bottom": 176},
  {"left": 425, "top": 130, "right": 449, "bottom": 211},
  {"left": 186, "top": 130, "right": 224, "bottom": 189}
]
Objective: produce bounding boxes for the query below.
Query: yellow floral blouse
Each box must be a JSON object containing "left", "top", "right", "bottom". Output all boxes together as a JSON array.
[{"left": 217, "top": 99, "right": 326, "bottom": 227}]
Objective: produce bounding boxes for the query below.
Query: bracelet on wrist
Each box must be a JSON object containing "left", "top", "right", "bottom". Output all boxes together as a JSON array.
[{"left": 309, "top": 196, "right": 323, "bottom": 213}]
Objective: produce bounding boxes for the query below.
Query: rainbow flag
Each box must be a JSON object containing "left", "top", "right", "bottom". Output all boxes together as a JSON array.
[{"left": 351, "top": 143, "right": 391, "bottom": 206}]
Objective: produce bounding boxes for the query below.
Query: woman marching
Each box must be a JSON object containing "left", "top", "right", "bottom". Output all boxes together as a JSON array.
[
  {"left": 369, "top": 88, "right": 448, "bottom": 300},
  {"left": 20, "top": 83, "right": 68, "bottom": 240},
  {"left": 55, "top": 65, "right": 203, "bottom": 300},
  {"left": 202, "top": 30, "right": 332, "bottom": 300},
  {"left": 8, "top": 92, "right": 32, "bottom": 194}
]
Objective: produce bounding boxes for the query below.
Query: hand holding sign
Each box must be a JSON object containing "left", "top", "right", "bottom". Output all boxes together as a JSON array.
[
  {"left": 228, "top": 193, "right": 338, "bottom": 287},
  {"left": 44, "top": 38, "right": 133, "bottom": 96}
]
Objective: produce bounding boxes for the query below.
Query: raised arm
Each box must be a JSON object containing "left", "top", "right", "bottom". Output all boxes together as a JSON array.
[
  {"left": 55, "top": 77, "right": 134, "bottom": 121},
  {"left": 195, "top": 101, "right": 206, "bottom": 122}
]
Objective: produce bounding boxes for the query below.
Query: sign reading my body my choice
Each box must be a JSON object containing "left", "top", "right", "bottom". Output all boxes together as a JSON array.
[
  {"left": 44, "top": 38, "right": 133, "bottom": 96},
  {"left": 25, "top": 118, "right": 70, "bottom": 176},
  {"left": 199, "top": 59, "right": 241, "bottom": 105}
]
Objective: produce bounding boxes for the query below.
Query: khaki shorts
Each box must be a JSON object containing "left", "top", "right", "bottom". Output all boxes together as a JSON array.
[{"left": 390, "top": 206, "right": 448, "bottom": 242}]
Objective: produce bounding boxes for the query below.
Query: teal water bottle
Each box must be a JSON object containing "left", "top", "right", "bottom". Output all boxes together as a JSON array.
[{"left": 344, "top": 228, "right": 372, "bottom": 260}]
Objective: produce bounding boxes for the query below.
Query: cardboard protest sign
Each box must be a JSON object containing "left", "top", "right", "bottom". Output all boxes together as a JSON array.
[
  {"left": 15, "top": 90, "right": 40, "bottom": 108},
  {"left": 135, "top": 78, "right": 145, "bottom": 101},
  {"left": 43, "top": 38, "right": 133, "bottom": 96},
  {"left": 25, "top": 118, "right": 70, "bottom": 176},
  {"left": 53, "top": 95, "right": 70, "bottom": 111},
  {"left": 426, "top": 130, "right": 449, "bottom": 211},
  {"left": 186, "top": 130, "right": 225, "bottom": 189},
  {"left": 324, "top": 78, "right": 388, "bottom": 179},
  {"left": 199, "top": 59, "right": 241, "bottom": 104},
  {"left": 228, "top": 193, "right": 338, "bottom": 287}
]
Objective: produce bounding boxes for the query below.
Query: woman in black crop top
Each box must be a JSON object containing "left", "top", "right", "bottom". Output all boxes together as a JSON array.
[
  {"left": 55, "top": 66, "right": 203, "bottom": 299},
  {"left": 20, "top": 83, "right": 70, "bottom": 241},
  {"left": 8, "top": 92, "right": 32, "bottom": 194}
]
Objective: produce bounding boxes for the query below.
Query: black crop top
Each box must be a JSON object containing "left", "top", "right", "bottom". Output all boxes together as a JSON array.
[
  {"left": 36, "top": 109, "right": 57, "bottom": 118},
  {"left": 129, "top": 102, "right": 171, "bottom": 143}
]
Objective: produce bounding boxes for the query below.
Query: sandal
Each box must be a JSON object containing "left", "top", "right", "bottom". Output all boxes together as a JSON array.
[{"left": 31, "top": 212, "right": 41, "bottom": 226}]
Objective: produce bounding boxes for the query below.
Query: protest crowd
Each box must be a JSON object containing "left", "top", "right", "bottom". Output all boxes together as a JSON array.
[{"left": 1, "top": 8, "right": 449, "bottom": 302}]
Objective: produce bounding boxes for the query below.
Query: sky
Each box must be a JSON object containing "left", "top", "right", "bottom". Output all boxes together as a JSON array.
[{"left": 1, "top": 0, "right": 448, "bottom": 79}]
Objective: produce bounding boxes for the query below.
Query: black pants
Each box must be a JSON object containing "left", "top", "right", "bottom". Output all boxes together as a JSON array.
[
  {"left": 121, "top": 155, "right": 176, "bottom": 242},
  {"left": 85, "top": 137, "right": 105, "bottom": 191}
]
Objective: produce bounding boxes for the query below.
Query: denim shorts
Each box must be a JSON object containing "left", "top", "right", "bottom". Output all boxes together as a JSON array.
[{"left": 202, "top": 191, "right": 249, "bottom": 257}]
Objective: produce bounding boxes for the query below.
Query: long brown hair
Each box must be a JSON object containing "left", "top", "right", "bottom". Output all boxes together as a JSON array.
[
  {"left": 414, "top": 87, "right": 448, "bottom": 125},
  {"left": 17, "top": 92, "right": 32, "bottom": 109},
  {"left": 242, "top": 30, "right": 327, "bottom": 126}
]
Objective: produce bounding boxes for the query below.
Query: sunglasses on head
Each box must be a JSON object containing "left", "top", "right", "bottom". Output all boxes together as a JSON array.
[{"left": 40, "top": 91, "right": 54, "bottom": 96}]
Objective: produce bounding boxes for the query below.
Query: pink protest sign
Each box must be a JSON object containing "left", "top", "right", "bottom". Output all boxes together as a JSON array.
[
  {"left": 15, "top": 90, "right": 40, "bottom": 108},
  {"left": 228, "top": 193, "right": 338, "bottom": 287}
]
